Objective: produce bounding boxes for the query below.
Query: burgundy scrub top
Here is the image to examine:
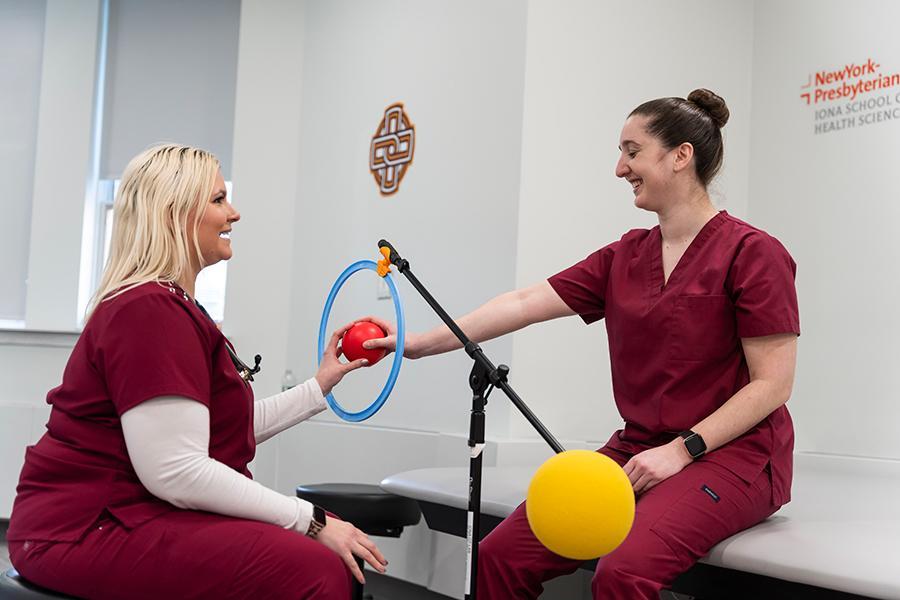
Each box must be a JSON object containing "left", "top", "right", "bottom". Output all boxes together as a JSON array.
[
  {"left": 8, "top": 282, "right": 255, "bottom": 543},
  {"left": 548, "top": 211, "right": 800, "bottom": 504}
]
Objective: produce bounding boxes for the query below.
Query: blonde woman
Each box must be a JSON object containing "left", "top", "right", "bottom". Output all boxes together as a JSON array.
[{"left": 8, "top": 145, "right": 386, "bottom": 599}]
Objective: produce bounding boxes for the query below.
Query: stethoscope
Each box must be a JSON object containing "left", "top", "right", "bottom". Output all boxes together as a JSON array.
[
  {"left": 194, "top": 299, "right": 262, "bottom": 383},
  {"left": 226, "top": 343, "right": 262, "bottom": 383}
]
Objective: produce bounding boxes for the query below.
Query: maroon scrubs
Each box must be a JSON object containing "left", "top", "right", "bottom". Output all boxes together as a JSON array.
[
  {"left": 478, "top": 211, "right": 800, "bottom": 599},
  {"left": 8, "top": 283, "right": 352, "bottom": 599}
]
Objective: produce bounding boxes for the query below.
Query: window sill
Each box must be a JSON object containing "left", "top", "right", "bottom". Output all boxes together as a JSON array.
[{"left": 0, "top": 328, "right": 80, "bottom": 348}]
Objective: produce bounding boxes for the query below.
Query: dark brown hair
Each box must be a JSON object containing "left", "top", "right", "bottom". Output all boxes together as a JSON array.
[{"left": 629, "top": 88, "right": 729, "bottom": 187}]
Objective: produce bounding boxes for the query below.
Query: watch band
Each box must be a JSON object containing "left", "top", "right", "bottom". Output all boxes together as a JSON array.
[
  {"left": 306, "top": 504, "right": 327, "bottom": 538},
  {"left": 679, "top": 430, "right": 707, "bottom": 459}
]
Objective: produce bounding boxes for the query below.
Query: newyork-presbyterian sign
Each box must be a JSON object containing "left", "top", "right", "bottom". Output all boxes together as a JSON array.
[{"left": 801, "top": 57, "right": 900, "bottom": 135}]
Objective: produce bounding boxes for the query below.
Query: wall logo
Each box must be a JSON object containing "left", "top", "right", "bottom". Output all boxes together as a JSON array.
[
  {"left": 369, "top": 103, "right": 415, "bottom": 195},
  {"left": 800, "top": 57, "right": 900, "bottom": 135}
]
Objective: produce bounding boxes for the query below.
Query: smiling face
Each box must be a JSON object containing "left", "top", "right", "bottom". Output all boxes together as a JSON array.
[
  {"left": 614, "top": 115, "right": 679, "bottom": 213},
  {"left": 195, "top": 170, "right": 239, "bottom": 269}
]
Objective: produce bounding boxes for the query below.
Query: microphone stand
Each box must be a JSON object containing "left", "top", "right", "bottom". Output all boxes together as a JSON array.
[{"left": 378, "top": 240, "right": 564, "bottom": 600}]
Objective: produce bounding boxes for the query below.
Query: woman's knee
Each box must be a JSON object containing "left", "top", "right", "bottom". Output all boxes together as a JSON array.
[
  {"left": 478, "top": 530, "right": 504, "bottom": 566},
  {"left": 591, "top": 530, "right": 683, "bottom": 599},
  {"left": 593, "top": 549, "right": 639, "bottom": 587},
  {"left": 237, "top": 530, "right": 352, "bottom": 599},
  {"left": 299, "top": 550, "right": 353, "bottom": 599}
]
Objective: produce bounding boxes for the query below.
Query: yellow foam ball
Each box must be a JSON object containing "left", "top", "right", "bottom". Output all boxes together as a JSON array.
[{"left": 526, "top": 450, "right": 635, "bottom": 560}]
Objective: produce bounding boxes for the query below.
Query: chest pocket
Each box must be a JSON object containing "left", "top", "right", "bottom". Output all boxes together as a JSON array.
[{"left": 669, "top": 294, "right": 738, "bottom": 362}]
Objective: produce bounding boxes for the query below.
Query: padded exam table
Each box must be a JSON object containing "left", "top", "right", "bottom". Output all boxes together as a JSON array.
[{"left": 382, "top": 453, "right": 900, "bottom": 599}]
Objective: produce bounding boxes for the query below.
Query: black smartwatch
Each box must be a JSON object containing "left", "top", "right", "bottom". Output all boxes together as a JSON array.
[
  {"left": 679, "top": 430, "right": 707, "bottom": 459},
  {"left": 306, "top": 504, "right": 327, "bottom": 538}
]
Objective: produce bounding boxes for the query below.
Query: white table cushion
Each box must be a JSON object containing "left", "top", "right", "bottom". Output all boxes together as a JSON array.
[{"left": 381, "top": 453, "right": 900, "bottom": 599}]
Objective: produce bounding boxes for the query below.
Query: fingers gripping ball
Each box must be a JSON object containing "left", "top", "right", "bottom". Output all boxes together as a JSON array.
[
  {"left": 526, "top": 450, "right": 635, "bottom": 560},
  {"left": 341, "top": 322, "right": 388, "bottom": 365}
]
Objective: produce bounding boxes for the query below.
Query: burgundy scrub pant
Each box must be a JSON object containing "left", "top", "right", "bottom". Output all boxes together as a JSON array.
[
  {"left": 477, "top": 446, "right": 780, "bottom": 600},
  {"left": 9, "top": 510, "right": 353, "bottom": 600}
]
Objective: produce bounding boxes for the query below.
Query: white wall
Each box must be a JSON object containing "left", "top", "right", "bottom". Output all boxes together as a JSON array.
[
  {"left": 509, "top": 0, "right": 756, "bottom": 440},
  {"left": 282, "top": 0, "right": 529, "bottom": 436},
  {"left": 748, "top": 0, "right": 900, "bottom": 458},
  {"left": 223, "top": 0, "right": 308, "bottom": 487}
]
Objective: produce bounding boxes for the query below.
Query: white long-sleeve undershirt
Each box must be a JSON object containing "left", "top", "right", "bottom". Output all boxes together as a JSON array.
[
  {"left": 252, "top": 377, "right": 327, "bottom": 443},
  {"left": 120, "top": 378, "right": 327, "bottom": 534}
]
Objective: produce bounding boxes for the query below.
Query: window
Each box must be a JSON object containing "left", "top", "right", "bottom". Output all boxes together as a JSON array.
[{"left": 0, "top": 0, "right": 46, "bottom": 327}]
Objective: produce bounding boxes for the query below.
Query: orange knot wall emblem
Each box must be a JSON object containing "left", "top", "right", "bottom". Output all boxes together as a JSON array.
[{"left": 369, "top": 103, "right": 415, "bottom": 195}]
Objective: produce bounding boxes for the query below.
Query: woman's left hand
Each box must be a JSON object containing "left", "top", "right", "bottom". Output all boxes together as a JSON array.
[
  {"left": 315, "top": 322, "right": 369, "bottom": 396},
  {"left": 622, "top": 439, "right": 693, "bottom": 495}
]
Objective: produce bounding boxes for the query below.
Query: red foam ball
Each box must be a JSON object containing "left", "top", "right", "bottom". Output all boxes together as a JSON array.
[{"left": 341, "top": 321, "right": 387, "bottom": 366}]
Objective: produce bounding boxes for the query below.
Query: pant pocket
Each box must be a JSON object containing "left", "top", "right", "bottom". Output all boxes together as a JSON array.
[{"left": 649, "top": 483, "right": 744, "bottom": 563}]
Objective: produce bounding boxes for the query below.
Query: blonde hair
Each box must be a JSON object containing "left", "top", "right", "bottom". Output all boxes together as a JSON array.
[{"left": 87, "top": 144, "right": 220, "bottom": 316}]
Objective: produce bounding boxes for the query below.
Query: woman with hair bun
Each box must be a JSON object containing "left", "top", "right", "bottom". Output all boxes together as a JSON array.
[
  {"left": 8, "top": 144, "right": 387, "bottom": 599},
  {"left": 367, "top": 89, "right": 800, "bottom": 598}
]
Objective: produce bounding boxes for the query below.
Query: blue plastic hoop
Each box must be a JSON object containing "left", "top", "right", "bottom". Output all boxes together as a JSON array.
[{"left": 317, "top": 260, "right": 405, "bottom": 422}]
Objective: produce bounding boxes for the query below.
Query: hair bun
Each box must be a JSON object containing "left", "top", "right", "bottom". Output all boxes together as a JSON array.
[{"left": 687, "top": 88, "right": 729, "bottom": 128}]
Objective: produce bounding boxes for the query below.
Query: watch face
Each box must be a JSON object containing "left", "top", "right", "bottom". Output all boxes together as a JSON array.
[{"left": 684, "top": 434, "right": 706, "bottom": 457}]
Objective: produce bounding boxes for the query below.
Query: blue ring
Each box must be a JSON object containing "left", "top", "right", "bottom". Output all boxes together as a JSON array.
[{"left": 317, "top": 260, "right": 405, "bottom": 422}]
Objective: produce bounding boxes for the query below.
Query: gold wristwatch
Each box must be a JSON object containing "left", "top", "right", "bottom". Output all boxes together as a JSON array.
[{"left": 306, "top": 504, "right": 327, "bottom": 538}]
